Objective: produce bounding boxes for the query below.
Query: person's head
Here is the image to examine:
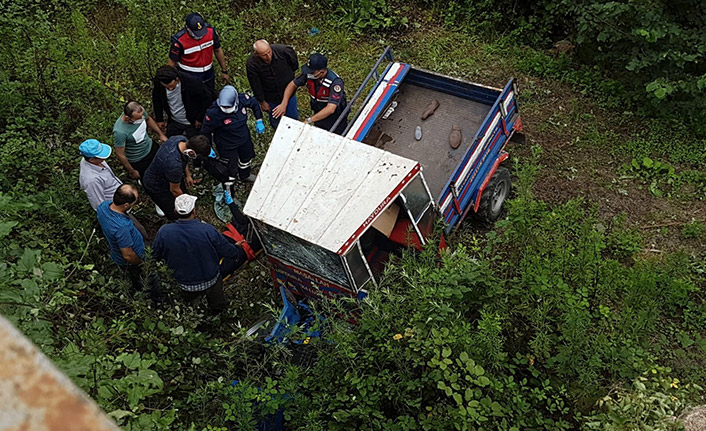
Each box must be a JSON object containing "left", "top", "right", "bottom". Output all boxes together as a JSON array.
[
  {"left": 156, "top": 65, "right": 180, "bottom": 91},
  {"left": 112, "top": 184, "right": 139, "bottom": 211},
  {"left": 174, "top": 194, "right": 197, "bottom": 219},
  {"left": 182, "top": 135, "right": 211, "bottom": 159},
  {"left": 185, "top": 13, "right": 208, "bottom": 40},
  {"left": 302, "top": 53, "right": 328, "bottom": 80},
  {"left": 217, "top": 85, "right": 238, "bottom": 114},
  {"left": 79, "top": 139, "right": 112, "bottom": 163},
  {"left": 122, "top": 101, "right": 144, "bottom": 124},
  {"left": 253, "top": 39, "right": 272, "bottom": 64}
]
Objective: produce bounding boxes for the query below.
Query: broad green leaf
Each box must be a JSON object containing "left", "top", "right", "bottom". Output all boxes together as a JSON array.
[{"left": 0, "top": 221, "right": 17, "bottom": 240}]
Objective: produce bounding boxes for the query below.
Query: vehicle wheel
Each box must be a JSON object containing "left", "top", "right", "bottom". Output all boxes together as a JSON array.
[{"left": 474, "top": 166, "right": 511, "bottom": 223}]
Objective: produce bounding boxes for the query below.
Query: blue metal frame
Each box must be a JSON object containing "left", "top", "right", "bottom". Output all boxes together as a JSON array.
[
  {"left": 346, "top": 49, "right": 522, "bottom": 234},
  {"left": 439, "top": 78, "right": 519, "bottom": 232}
]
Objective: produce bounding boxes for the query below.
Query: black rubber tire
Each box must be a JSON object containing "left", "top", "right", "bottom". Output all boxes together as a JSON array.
[{"left": 474, "top": 166, "right": 511, "bottom": 223}]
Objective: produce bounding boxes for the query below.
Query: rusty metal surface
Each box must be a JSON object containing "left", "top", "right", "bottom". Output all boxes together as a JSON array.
[
  {"left": 362, "top": 83, "right": 491, "bottom": 198},
  {"left": 0, "top": 316, "right": 122, "bottom": 431}
]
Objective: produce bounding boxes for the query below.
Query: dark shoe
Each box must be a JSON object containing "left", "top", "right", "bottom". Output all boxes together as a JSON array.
[{"left": 240, "top": 174, "right": 257, "bottom": 183}]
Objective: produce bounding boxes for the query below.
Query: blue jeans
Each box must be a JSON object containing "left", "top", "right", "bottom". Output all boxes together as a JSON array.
[{"left": 267, "top": 95, "right": 299, "bottom": 129}]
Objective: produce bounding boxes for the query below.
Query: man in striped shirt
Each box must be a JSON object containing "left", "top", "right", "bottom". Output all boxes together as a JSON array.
[{"left": 168, "top": 12, "right": 229, "bottom": 94}]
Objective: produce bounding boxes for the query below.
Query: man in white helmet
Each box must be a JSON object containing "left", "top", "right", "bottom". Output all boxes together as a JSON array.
[{"left": 200, "top": 85, "right": 265, "bottom": 183}]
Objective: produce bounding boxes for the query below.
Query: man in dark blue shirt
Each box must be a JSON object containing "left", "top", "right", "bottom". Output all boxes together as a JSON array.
[
  {"left": 273, "top": 53, "right": 348, "bottom": 135},
  {"left": 201, "top": 85, "right": 265, "bottom": 182},
  {"left": 96, "top": 184, "right": 162, "bottom": 300},
  {"left": 143, "top": 134, "right": 211, "bottom": 220},
  {"left": 153, "top": 194, "right": 246, "bottom": 312}
]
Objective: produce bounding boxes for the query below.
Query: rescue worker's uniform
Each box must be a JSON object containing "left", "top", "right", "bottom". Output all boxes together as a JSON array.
[
  {"left": 201, "top": 90, "right": 263, "bottom": 180},
  {"left": 293, "top": 68, "right": 348, "bottom": 135},
  {"left": 169, "top": 14, "right": 222, "bottom": 93}
]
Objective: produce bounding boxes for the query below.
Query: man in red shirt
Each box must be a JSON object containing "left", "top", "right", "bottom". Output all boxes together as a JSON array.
[{"left": 168, "top": 13, "right": 229, "bottom": 94}]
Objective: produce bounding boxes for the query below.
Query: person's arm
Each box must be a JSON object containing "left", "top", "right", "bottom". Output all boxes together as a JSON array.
[
  {"left": 152, "top": 231, "right": 164, "bottom": 260},
  {"left": 284, "top": 45, "right": 299, "bottom": 72},
  {"left": 147, "top": 115, "right": 167, "bottom": 143},
  {"left": 244, "top": 94, "right": 263, "bottom": 120},
  {"left": 168, "top": 38, "right": 181, "bottom": 67},
  {"left": 308, "top": 103, "right": 337, "bottom": 123},
  {"left": 169, "top": 181, "right": 183, "bottom": 197},
  {"left": 210, "top": 226, "right": 239, "bottom": 258},
  {"left": 184, "top": 164, "right": 199, "bottom": 188},
  {"left": 272, "top": 81, "right": 298, "bottom": 118},
  {"left": 215, "top": 48, "right": 228, "bottom": 81},
  {"left": 152, "top": 79, "right": 167, "bottom": 132},
  {"left": 308, "top": 78, "right": 345, "bottom": 123},
  {"left": 120, "top": 246, "right": 143, "bottom": 265},
  {"left": 114, "top": 140, "right": 140, "bottom": 179},
  {"left": 212, "top": 30, "right": 229, "bottom": 82},
  {"left": 246, "top": 58, "right": 266, "bottom": 108},
  {"left": 83, "top": 181, "right": 106, "bottom": 211},
  {"left": 200, "top": 112, "right": 214, "bottom": 136},
  {"left": 166, "top": 166, "right": 186, "bottom": 195}
]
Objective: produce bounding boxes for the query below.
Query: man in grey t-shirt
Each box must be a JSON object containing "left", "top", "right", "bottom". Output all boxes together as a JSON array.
[
  {"left": 78, "top": 139, "right": 122, "bottom": 210},
  {"left": 152, "top": 66, "right": 213, "bottom": 139}
]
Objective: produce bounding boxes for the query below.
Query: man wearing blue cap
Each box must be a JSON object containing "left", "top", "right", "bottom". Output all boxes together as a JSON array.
[
  {"left": 168, "top": 13, "right": 229, "bottom": 94},
  {"left": 78, "top": 139, "right": 122, "bottom": 211},
  {"left": 272, "top": 53, "right": 348, "bottom": 135},
  {"left": 200, "top": 85, "right": 265, "bottom": 183}
]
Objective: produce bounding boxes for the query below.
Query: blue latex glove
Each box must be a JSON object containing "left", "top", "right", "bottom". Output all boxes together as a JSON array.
[
  {"left": 255, "top": 119, "right": 265, "bottom": 134},
  {"left": 223, "top": 189, "right": 234, "bottom": 205},
  {"left": 208, "top": 148, "right": 217, "bottom": 158}
]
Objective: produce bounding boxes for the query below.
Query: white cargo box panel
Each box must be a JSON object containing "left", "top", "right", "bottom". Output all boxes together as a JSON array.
[{"left": 244, "top": 117, "right": 420, "bottom": 255}]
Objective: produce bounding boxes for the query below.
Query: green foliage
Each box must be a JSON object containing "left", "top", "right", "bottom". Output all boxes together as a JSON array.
[
  {"left": 0, "top": 0, "right": 704, "bottom": 429},
  {"left": 325, "top": 0, "right": 408, "bottom": 32},
  {"left": 681, "top": 221, "right": 705, "bottom": 240},
  {"left": 583, "top": 369, "right": 701, "bottom": 431}
]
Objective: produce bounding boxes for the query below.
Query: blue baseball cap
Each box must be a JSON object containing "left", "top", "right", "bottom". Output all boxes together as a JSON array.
[
  {"left": 186, "top": 13, "right": 208, "bottom": 38},
  {"left": 302, "top": 53, "right": 328, "bottom": 75},
  {"left": 79, "top": 139, "right": 112, "bottom": 159},
  {"left": 217, "top": 85, "right": 238, "bottom": 107}
]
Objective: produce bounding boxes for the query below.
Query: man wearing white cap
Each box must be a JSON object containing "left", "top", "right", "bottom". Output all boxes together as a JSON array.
[{"left": 153, "top": 194, "right": 245, "bottom": 312}]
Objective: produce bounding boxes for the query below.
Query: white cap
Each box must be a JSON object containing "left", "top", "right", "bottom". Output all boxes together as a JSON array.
[{"left": 174, "top": 194, "right": 198, "bottom": 215}]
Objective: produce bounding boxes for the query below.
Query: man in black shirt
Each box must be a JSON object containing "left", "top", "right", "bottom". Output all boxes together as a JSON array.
[
  {"left": 152, "top": 66, "right": 214, "bottom": 138},
  {"left": 246, "top": 40, "right": 300, "bottom": 128}
]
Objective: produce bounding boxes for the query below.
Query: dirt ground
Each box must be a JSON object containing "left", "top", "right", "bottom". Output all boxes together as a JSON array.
[{"left": 505, "top": 75, "right": 706, "bottom": 255}]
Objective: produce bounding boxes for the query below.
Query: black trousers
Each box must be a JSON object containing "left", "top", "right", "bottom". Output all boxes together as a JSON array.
[
  {"left": 130, "top": 142, "right": 159, "bottom": 179},
  {"left": 166, "top": 120, "right": 200, "bottom": 138},
  {"left": 124, "top": 264, "right": 162, "bottom": 300},
  {"left": 182, "top": 278, "right": 227, "bottom": 313},
  {"left": 146, "top": 188, "right": 179, "bottom": 221}
]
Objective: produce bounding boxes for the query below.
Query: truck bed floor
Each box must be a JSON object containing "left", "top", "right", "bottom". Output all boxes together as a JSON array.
[{"left": 362, "top": 83, "right": 491, "bottom": 200}]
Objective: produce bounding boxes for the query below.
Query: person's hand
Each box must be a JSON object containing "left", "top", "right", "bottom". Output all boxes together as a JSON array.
[
  {"left": 158, "top": 134, "right": 168, "bottom": 143},
  {"left": 185, "top": 174, "right": 195, "bottom": 189},
  {"left": 208, "top": 148, "right": 217, "bottom": 159},
  {"left": 255, "top": 119, "right": 265, "bottom": 134},
  {"left": 221, "top": 72, "right": 230, "bottom": 82},
  {"left": 157, "top": 122, "right": 166, "bottom": 133},
  {"left": 272, "top": 103, "right": 286, "bottom": 119},
  {"left": 223, "top": 189, "right": 234, "bottom": 205},
  {"left": 259, "top": 101, "right": 271, "bottom": 112},
  {"left": 128, "top": 168, "right": 141, "bottom": 179},
  {"left": 195, "top": 120, "right": 202, "bottom": 128}
]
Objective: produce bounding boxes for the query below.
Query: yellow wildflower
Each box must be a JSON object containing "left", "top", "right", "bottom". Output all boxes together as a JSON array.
[{"left": 393, "top": 333, "right": 403, "bottom": 340}]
